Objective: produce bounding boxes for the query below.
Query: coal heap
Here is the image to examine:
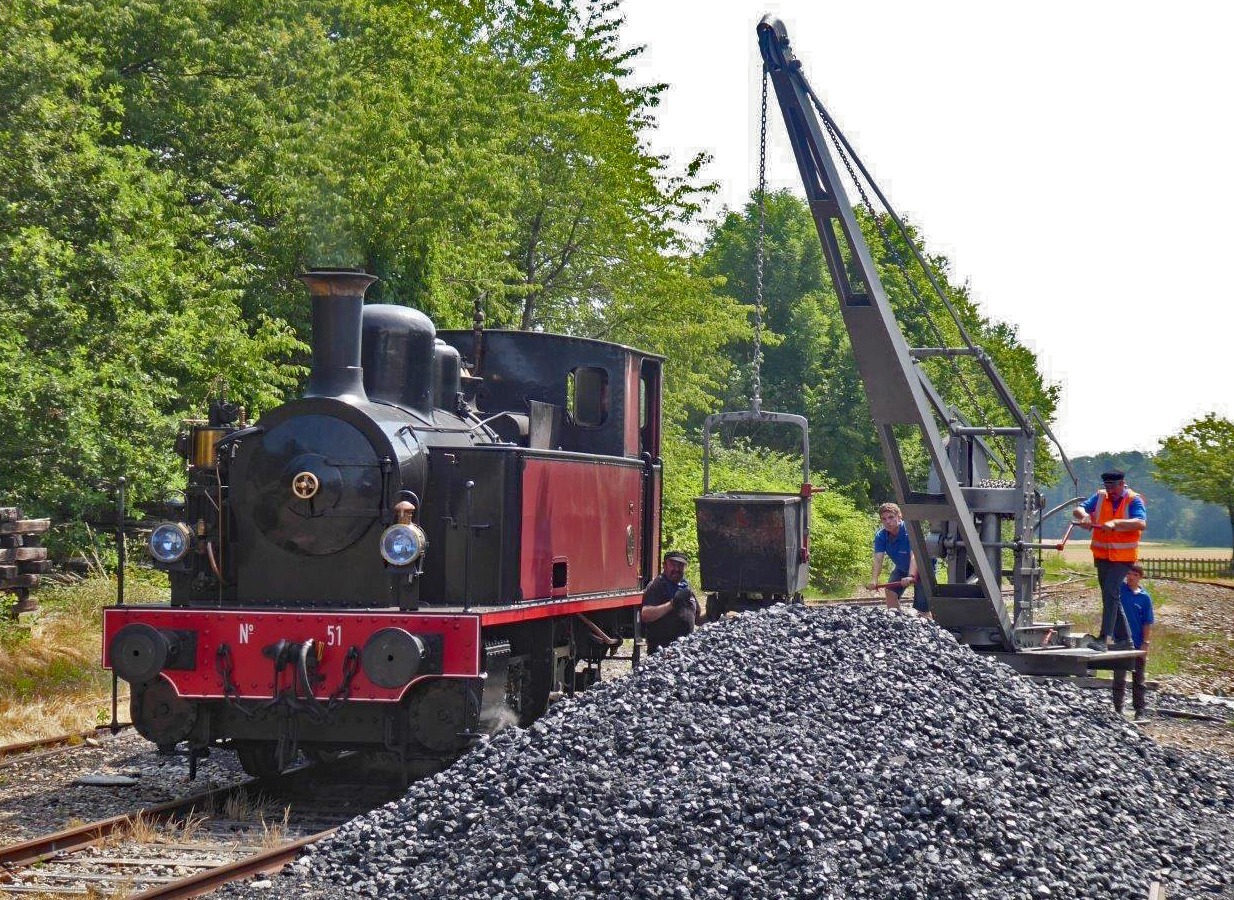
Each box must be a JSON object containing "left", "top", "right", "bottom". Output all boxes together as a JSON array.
[{"left": 228, "top": 606, "right": 1234, "bottom": 899}]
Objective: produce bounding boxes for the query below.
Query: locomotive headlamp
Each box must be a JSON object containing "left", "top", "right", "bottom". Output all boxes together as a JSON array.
[
  {"left": 380, "top": 522, "right": 426, "bottom": 567},
  {"left": 149, "top": 522, "right": 193, "bottom": 564}
]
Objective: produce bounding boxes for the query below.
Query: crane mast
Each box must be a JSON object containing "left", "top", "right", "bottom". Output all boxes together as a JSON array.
[{"left": 756, "top": 16, "right": 1089, "bottom": 664}]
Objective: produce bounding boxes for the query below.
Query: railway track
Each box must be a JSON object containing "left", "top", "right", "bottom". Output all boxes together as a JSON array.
[
  {"left": 0, "top": 724, "right": 133, "bottom": 771},
  {"left": 0, "top": 755, "right": 404, "bottom": 897}
]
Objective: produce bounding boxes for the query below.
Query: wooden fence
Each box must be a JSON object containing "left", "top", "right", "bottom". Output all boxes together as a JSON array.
[{"left": 1138, "top": 556, "right": 1234, "bottom": 581}]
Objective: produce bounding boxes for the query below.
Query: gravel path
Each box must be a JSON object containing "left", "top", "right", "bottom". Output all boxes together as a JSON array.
[{"left": 223, "top": 605, "right": 1234, "bottom": 900}]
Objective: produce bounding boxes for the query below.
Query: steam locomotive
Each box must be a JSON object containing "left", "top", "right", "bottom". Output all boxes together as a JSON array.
[{"left": 103, "top": 270, "right": 664, "bottom": 776}]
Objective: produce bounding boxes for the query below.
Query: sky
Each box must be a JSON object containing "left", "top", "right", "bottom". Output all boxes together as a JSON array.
[{"left": 619, "top": 0, "right": 1233, "bottom": 458}]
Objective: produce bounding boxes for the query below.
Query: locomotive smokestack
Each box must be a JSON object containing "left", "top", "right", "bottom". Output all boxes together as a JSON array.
[{"left": 298, "top": 269, "right": 378, "bottom": 402}]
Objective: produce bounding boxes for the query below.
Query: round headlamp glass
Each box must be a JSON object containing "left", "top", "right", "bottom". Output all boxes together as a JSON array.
[
  {"left": 380, "top": 523, "right": 426, "bottom": 567},
  {"left": 149, "top": 522, "right": 192, "bottom": 563}
]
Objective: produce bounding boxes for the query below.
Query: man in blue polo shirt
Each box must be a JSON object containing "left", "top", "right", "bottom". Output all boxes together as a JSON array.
[
  {"left": 1113, "top": 562, "right": 1155, "bottom": 719},
  {"left": 867, "top": 502, "right": 924, "bottom": 617}
]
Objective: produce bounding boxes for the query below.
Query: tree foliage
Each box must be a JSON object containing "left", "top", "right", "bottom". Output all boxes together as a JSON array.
[
  {"left": 1155, "top": 414, "right": 1234, "bottom": 560},
  {"left": 1, "top": 0, "right": 740, "bottom": 521},
  {"left": 0, "top": 0, "right": 301, "bottom": 517}
]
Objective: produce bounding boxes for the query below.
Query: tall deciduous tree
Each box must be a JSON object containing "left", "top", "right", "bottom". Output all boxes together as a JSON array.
[
  {"left": 1154, "top": 414, "right": 1234, "bottom": 561},
  {"left": 2, "top": 0, "right": 746, "bottom": 537},
  {"left": 0, "top": 0, "right": 301, "bottom": 519}
]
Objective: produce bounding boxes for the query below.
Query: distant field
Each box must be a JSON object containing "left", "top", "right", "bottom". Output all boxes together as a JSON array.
[{"left": 1058, "top": 542, "right": 1231, "bottom": 566}]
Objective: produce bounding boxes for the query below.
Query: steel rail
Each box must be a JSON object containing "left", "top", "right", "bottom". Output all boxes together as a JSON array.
[
  {"left": 0, "top": 723, "right": 132, "bottom": 769},
  {"left": 0, "top": 778, "right": 254, "bottom": 870},
  {"left": 126, "top": 830, "right": 335, "bottom": 900}
]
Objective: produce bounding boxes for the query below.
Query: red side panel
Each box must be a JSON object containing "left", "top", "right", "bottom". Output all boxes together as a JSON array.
[
  {"left": 649, "top": 466, "right": 663, "bottom": 577},
  {"left": 520, "top": 456, "right": 643, "bottom": 601},
  {"left": 103, "top": 607, "right": 481, "bottom": 702}
]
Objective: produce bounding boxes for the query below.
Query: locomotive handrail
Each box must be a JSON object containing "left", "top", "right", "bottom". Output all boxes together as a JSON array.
[{"left": 701, "top": 408, "right": 809, "bottom": 494}]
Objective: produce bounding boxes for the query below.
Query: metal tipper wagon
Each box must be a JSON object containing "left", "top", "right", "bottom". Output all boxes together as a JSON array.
[{"left": 694, "top": 408, "right": 817, "bottom": 618}]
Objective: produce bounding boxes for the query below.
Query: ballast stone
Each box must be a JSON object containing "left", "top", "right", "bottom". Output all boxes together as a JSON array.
[{"left": 222, "top": 605, "right": 1234, "bottom": 900}]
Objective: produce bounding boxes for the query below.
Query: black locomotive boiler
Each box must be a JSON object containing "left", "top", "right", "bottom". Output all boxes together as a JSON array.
[{"left": 104, "top": 270, "right": 664, "bottom": 776}]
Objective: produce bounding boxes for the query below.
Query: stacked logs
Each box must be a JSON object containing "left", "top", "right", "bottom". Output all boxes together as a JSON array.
[{"left": 0, "top": 508, "right": 51, "bottom": 615}]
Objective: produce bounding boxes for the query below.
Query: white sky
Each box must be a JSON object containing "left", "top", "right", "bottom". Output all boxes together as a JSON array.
[{"left": 620, "top": 0, "right": 1233, "bottom": 458}]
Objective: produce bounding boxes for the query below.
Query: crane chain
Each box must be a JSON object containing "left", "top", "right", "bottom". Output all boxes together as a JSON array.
[{"left": 751, "top": 65, "right": 769, "bottom": 413}]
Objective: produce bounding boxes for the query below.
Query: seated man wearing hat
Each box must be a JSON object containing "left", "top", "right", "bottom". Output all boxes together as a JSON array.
[
  {"left": 1071, "top": 470, "right": 1147, "bottom": 651},
  {"left": 640, "top": 551, "right": 701, "bottom": 654}
]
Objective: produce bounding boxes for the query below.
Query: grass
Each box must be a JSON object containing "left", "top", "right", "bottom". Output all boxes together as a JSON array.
[{"left": 0, "top": 571, "right": 168, "bottom": 743}]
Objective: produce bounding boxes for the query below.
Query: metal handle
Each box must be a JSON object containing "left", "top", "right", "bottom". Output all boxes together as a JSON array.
[{"left": 701, "top": 408, "right": 809, "bottom": 494}]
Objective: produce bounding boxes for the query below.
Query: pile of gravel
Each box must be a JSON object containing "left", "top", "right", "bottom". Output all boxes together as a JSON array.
[{"left": 230, "top": 606, "right": 1234, "bottom": 899}]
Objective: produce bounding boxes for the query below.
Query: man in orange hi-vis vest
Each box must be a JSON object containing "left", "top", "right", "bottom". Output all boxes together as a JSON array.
[{"left": 1071, "top": 470, "right": 1147, "bottom": 652}]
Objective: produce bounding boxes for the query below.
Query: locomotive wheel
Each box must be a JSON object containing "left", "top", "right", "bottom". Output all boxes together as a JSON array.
[{"left": 234, "top": 741, "right": 282, "bottom": 779}]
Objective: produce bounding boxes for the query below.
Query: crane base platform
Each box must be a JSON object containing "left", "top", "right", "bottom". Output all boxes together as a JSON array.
[{"left": 990, "top": 647, "right": 1145, "bottom": 677}]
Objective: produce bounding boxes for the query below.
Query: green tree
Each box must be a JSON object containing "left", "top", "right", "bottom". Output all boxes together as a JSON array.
[
  {"left": 4, "top": 0, "right": 744, "bottom": 525},
  {"left": 0, "top": 0, "right": 301, "bottom": 518},
  {"left": 1155, "top": 414, "right": 1234, "bottom": 562}
]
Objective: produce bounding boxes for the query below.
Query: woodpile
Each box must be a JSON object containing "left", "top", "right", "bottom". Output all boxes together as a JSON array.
[{"left": 1, "top": 507, "right": 50, "bottom": 615}]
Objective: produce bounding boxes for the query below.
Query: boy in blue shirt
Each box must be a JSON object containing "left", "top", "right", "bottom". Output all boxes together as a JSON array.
[
  {"left": 868, "top": 502, "right": 925, "bottom": 617},
  {"left": 1113, "top": 563, "right": 1155, "bottom": 719}
]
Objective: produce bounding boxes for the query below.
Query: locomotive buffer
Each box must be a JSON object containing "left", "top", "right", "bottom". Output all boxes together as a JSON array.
[{"left": 756, "top": 17, "right": 1139, "bottom": 676}]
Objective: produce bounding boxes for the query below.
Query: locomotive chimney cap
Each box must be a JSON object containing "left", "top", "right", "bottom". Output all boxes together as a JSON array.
[{"left": 297, "top": 269, "right": 378, "bottom": 295}]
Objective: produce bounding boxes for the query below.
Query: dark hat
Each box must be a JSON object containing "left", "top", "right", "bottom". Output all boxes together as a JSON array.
[
  {"left": 1100, "top": 470, "right": 1125, "bottom": 483},
  {"left": 664, "top": 550, "right": 689, "bottom": 564}
]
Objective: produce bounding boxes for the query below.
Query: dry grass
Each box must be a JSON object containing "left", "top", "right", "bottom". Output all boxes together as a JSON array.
[
  {"left": 112, "top": 811, "right": 160, "bottom": 845},
  {"left": 221, "top": 789, "right": 260, "bottom": 822},
  {"left": 259, "top": 806, "right": 293, "bottom": 848},
  {"left": 0, "top": 573, "right": 166, "bottom": 743},
  {"left": 103, "top": 808, "right": 211, "bottom": 849}
]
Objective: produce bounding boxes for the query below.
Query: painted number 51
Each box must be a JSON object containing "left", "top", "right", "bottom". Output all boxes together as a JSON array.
[{"left": 326, "top": 625, "right": 343, "bottom": 647}]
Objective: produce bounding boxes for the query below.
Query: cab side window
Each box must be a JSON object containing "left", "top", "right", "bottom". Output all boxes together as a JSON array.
[{"left": 567, "top": 366, "right": 608, "bottom": 427}]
